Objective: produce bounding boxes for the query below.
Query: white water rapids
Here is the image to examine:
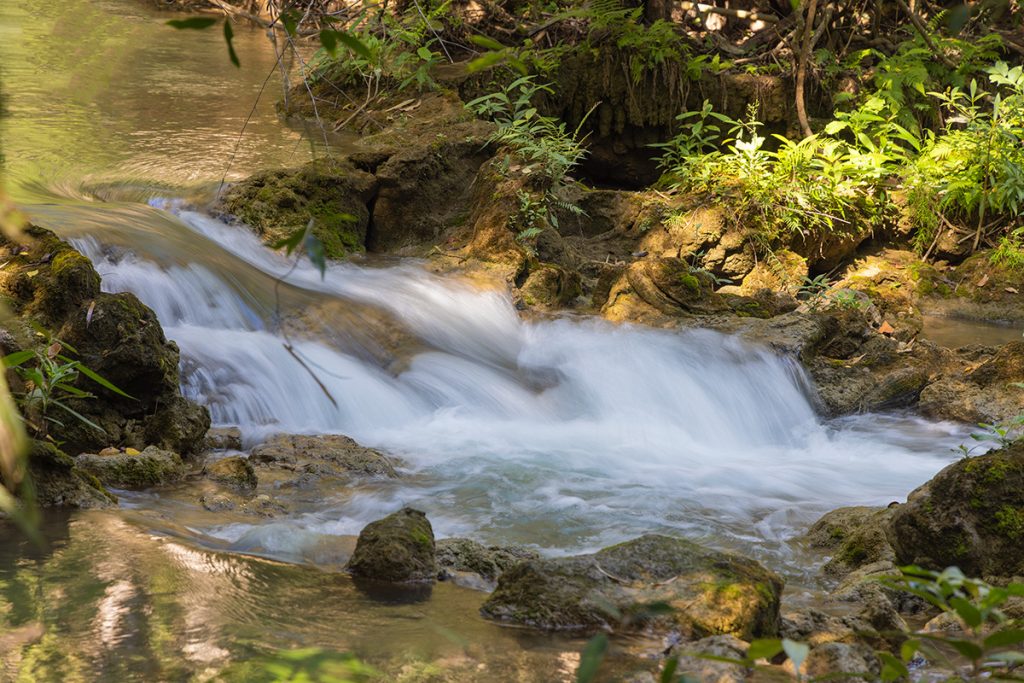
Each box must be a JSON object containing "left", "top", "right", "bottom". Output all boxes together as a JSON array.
[{"left": 70, "top": 205, "right": 965, "bottom": 571}]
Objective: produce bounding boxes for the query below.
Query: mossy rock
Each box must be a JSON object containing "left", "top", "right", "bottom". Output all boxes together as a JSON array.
[
  {"left": 250, "top": 433, "right": 399, "bottom": 479},
  {"left": 75, "top": 446, "right": 187, "bottom": 490},
  {"left": 25, "top": 441, "right": 116, "bottom": 508},
  {"left": 481, "top": 534, "right": 783, "bottom": 639},
  {"left": 435, "top": 538, "right": 539, "bottom": 583},
  {"left": 889, "top": 442, "right": 1024, "bottom": 577},
  {"left": 347, "top": 507, "right": 436, "bottom": 583},
  {"left": 219, "top": 159, "right": 377, "bottom": 259},
  {"left": 204, "top": 456, "right": 257, "bottom": 491},
  {"left": 805, "top": 507, "right": 896, "bottom": 579}
]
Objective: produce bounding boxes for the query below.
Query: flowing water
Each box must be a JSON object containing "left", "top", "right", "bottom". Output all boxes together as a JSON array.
[{"left": 0, "top": 1, "right": 976, "bottom": 680}]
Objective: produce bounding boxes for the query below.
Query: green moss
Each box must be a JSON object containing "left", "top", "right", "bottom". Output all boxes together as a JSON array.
[
  {"left": 995, "top": 505, "right": 1024, "bottom": 540},
  {"left": 678, "top": 273, "right": 700, "bottom": 292}
]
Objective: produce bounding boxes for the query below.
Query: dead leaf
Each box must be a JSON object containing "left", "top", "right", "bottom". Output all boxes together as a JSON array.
[
  {"left": 125, "top": 447, "right": 141, "bottom": 456},
  {"left": 1006, "top": 287, "right": 1019, "bottom": 294},
  {"left": 86, "top": 300, "right": 96, "bottom": 327},
  {"left": 26, "top": 269, "right": 38, "bottom": 277},
  {"left": 878, "top": 321, "right": 895, "bottom": 335},
  {"left": 46, "top": 342, "right": 61, "bottom": 359},
  {"left": 98, "top": 447, "right": 120, "bottom": 456},
  {"left": 845, "top": 354, "right": 865, "bottom": 367},
  {"left": 977, "top": 273, "right": 990, "bottom": 287}
]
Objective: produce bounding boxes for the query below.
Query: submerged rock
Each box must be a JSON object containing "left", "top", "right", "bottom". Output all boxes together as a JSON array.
[
  {"left": 804, "top": 642, "right": 880, "bottom": 681},
  {"left": 75, "top": 446, "right": 187, "bottom": 490},
  {"left": 250, "top": 433, "right": 399, "bottom": 480},
  {"left": 347, "top": 507, "right": 436, "bottom": 583},
  {"left": 203, "top": 456, "right": 257, "bottom": 491},
  {"left": 480, "top": 534, "right": 783, "bottom": 639},
  {"left": 889, "top": 442, "right": 1024, "bottom": 577},
  {"left": 435, "top": 538, "right": 539, "bottom": 586}
]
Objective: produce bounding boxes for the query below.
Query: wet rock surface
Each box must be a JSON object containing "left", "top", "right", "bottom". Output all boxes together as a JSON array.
[
  {"left": 75, "top": 446, "right": 187, "bottom": 490},
  {"left": 249, "top": 433, "right": 400, "bottom": 482},
  {"left": 435, "top": 538, "right": 539, "bottom": 587},
  {"left": 203, "top": 455, "right": 257, "bottom": 491},
  {"left": 889, "top": 442, "right": 1024, "bottom": 577},
  {"left": 347, "top": 507, "right": 437, "bottom": 583},
  {"left": 480, "top": 534, "right": 783, "bottom": 639}
]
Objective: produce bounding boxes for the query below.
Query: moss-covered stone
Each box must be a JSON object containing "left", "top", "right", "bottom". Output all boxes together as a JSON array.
[
  {"left": 435, "top": 538, "right": 539, "bottom": 584},
  {"left": 481, "top": 534, "right": 782, "bottom": 639},
  {"left": 347, "top": 507, "right": 437, "bottom": 583},
  {"left": 24, "top": 441, "right": 116, "bottom": 508},
  {"left": 75, "top": 446, "right": 187, "bottom": 490},
  {"left": 805, "top": 506, "right": 897, "bottom": 579},
  {"left": 889, "top": 442, "right": 1024, "bottom": 576},
  {"left": 218, "top": 159, "right": 377, "bottom": 259}
]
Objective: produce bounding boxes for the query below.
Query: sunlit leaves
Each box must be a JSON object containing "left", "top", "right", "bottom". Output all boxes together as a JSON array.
[{"left": 319, "top": 29, "right": 371, "bottom": 60}]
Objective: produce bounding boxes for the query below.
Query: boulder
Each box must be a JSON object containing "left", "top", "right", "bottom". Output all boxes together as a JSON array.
[
  {"left": 204, "top": 456, "right": 257, "bottom": 491},
  {"left": 805, "top": 506, "right": 896, "bottom": 579},
  {"left": 0, "top": 225, "right": 210, "bottom": 457},
  {"left": 670, "top": 634, "right": 750, "bottom": 683},
  {"left": 216, "top": 159, "right": 377, "bottom": 259},
  {"left": 919, "top": 342, "right": 1024, "bottom": 424},
  {"left": 889, "top": 443, "right": 1024, "bottom": 577},
  {"left": 480, "top": 534, "right": 783, "bottom": 639},
  {"left": 204, "top": 426, "right": 243, "bottom": 451},
  {"left": 249, "top": 433, "right": 399, "bottom": 480},
  {"left": 24, "top": 441, "right": 115, "bottom": 508},
  {"left": 435, "top": 538, "right": 539, "bottom": 586},
  {"left": 347, "top": 507, "right": 437, "bottom": 584},
  {"left": 75, "top": 446, "right": 186, "bottom": 490},
  {"left": 803, "top": 642, "right": 880, "bottom": 681}
]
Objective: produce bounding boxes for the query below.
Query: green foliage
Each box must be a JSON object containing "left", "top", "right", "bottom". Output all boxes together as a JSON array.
[
  {"left": 270, "top": 218, "right": 335, "bottom": 278},
  {"left": 991, "top": 228, "right": 1024, "bottom": 270},
  {"left": 878, "top": 566, "right": 1024, "bottom": 681},
  {"left": 468, "top": 76, "right": 591, "bottom": 186},
  {"left": 905, "top": 62, "right": 1024, "bottom": 248},
  {"left": 656, "top": 101, "right": 892, "bottom": 247},
  {"left": 3, "top": 340, "right": 131, "bottom": 439}
]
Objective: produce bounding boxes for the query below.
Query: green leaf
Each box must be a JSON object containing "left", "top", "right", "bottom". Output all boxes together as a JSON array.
[
  {"left": 223, "top": 20, "right": 240, "bottom": 68},
  {"left": 900, "top": 639, "right": 920, "bottom": 662},
  {"left": 944, "top": 638, "right": 984, "bottom": 661},
  {"left": 304, "top": 231, "right": 327, "bottom": 279},
  {"left": 746, "top": 639, "right": 783, "bottom": 662},
  {"left": 53, "top": 401, "right": 105, "bottom": 434},
  {"left": 660, "top": 656, "right": 679, "bottom": 683},
  {"left": 319, "top": 29, "right": 371, "bottom": 60},
  {"left": 64, "top": 357, "right": 134, "bottom": 399},
  {"left": 467, "top": 52, "right": 507, "bottom": 74},
  {"left": 782, "top": 639, "right": 810, "bottom": 675},
  {"left": 417, "top": 46, "right": 434, "bottom": 61},
  {"left": 984, "top": 629, "right": 1024, "bottom": 649},
  {"left": 576, "top": 634, "right": 608, "bottom": 683},
  {"left": 166, "top": 17, "right": 217, "bottom": 30},
  {"left": 2, "top": 351, "right": 35, "bottom": 368},
  {"left": 280, "top": 8, "right": 300, "bottom": 36},
  {"left": 469, "top": 34, "right": 505, "bottom": 51},
  {"left": 950, "top": 596, "right": 983, "bottom": 628},
  {"left": 270, "top": 226, "right": 306, "bottom": 254},
  {"left": 878, "top": 652, "right": 909, "bottom": 682}
]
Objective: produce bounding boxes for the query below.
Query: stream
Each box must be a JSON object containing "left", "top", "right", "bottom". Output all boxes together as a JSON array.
[{"left": 0, "top": 1, "right": 975, "bottom": 680}]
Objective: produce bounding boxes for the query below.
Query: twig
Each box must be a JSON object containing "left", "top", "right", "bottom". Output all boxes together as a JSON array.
[{"left": 895, "top": 0, "right": 955, "bottom": 68}]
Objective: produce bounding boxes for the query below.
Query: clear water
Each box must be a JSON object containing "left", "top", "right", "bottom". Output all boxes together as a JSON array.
[{"left": 0, "top": 1, "right": 972, "bottom": 679}]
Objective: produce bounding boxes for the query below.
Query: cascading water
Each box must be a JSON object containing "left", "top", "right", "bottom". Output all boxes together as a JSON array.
[{"left": 70, "top": 207, "right": 965, "bottom": 570}]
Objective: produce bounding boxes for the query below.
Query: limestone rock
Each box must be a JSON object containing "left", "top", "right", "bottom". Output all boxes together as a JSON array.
[
  {"left": 347, "top": 507, "right": 437, "bottom": 583},
  {"left": 204, "top": 456, "right": 257, "bottom": 491},
  {"left": 889, "top": 443, "right": 1024, "bottom": 577},
  {"left": 480, "top": 534, "right": 783, "bottom": 639},
  {"left": 250, "top": 433, "right": 399, "bottom": 480},
  {"left": 435, "top": 538, "right": 539, "bottom": 586},
  {"left": 75, "top": 446, "right": 187, "bottom": 490}
]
